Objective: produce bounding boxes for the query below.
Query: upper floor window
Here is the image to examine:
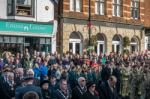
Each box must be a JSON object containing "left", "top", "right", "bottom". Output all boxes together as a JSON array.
[
  {"left": 95, "top": 0, "right": 105, "bottom": 15},
  {"left": 16, "top": 0, "right": 34, "bottom": 16},
  {"left": 112, "top": 0, "right": 122, "bottom": 17},
  {"left": 7, "top": 0, "right": 34, "bottom": 17},
  {"left": 70, "top": 0, "right": 82, "bottom": 12},
  {"left": 7, "top": 0, "right": 15, "bottom": 16},
  {"left": 131, "top": 0, "right": 139, "bottom": 19}
]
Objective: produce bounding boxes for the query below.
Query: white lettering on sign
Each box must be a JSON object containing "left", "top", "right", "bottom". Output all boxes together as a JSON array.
[{"left": 5, "top": 22, "right": 47, "bottom": 32}]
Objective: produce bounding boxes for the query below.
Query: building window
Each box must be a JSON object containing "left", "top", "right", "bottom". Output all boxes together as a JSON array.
[
  {"left": 16, "top": 0, "right": 34, "bottom": 16},
  {"left": 131, "top": 0, "right": 139, "bottom": 19},
  {"left": 112, "top": 0, "right": 122, "bottom": 17},
  {"left": 7, "top": 0, "right": 34, "bottom": 17},
  {"left": 95, "top": 0, "right": 105, "bottom": 15},
  {"left": 7, "top": 0, "right": 15, "bottom": 15},
  {"left": 70, "top": 0, "right": 82, "bottom": 12}
]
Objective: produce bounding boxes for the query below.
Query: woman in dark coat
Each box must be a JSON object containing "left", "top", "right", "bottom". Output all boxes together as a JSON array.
[
  {"left": 40, "top": 80, "right": 51, "bottom": 99},
  {"left": 82, "top": 82, "right": 99, "bottom": 99}
]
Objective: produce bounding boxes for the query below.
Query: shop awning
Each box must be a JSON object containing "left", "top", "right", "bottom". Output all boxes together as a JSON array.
[{"left": 0, "top": 20, "right": 57, "bottom": 37}]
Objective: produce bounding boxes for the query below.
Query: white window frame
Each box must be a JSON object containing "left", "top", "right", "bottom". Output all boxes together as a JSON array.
[
  {"left": 69, "top": 39, "right": 82, "bottom": 54},
  {"left": 70, "top": 0, "right": 82, "bottom": 12},
  {"left": 15, "top": 0, "right": 34, "bottom": 17},
  {"left": 95, "top": 0, "right": 105, "bottom": 15},
  {"left": 112, "top": 0, "right": 122, "bottom": 17},
  {"left": 131, "top": 0, "right": 140, "bottom": 19}
]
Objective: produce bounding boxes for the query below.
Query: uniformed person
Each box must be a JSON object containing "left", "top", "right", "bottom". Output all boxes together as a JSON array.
[
  {"left": 15, "top": 77, "right": 43, "bottom": 99},
  {"left": 53, "top": 79, "right": 71, "bottom": 99},
  {"left": 129, "top": 64, "right": 143, "bottom": 99},
  {"left": 120, "top": 63, "right": 131, "bottom": 99},
  {"left": 72, "top": 77, "right": 87, "bottom": 99}
]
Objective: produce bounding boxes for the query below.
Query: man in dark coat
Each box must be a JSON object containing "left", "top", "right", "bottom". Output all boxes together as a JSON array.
[
  {"left": 71, "top": 77, "right": 87, "bottom": 99},
  {"left": 53, "top": 79, "right": 71, "bottom": 99},
  {"left": 101, "top": 63, "right": 111, "bottom": 82},
  {"left": 15, "top": 77, "right": 43, "bottom": 99},
  {"left": 99, "top": 76, "right": 118, "bottom": 99},
  {"left": 49, "top": 75, "right": 59, "bottom": 97},
  {"left": 0, "top": 69, "right": 15, "bottom": 99},
  {"left": 112, "top": 63, "right": 121, "bottom": 95}
]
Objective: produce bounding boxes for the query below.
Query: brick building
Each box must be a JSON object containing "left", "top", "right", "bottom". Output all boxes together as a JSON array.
[
  {"left": 56, "top": 0, "right": 145, "bottom": 54},
  {"left": 144, "top": 0, "right": 150, "bottom": 50}
]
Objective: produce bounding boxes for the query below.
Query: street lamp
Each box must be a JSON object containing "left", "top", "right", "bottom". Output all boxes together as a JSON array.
[{"left": 88, "top": 0, "right": 91, "bottom": 47}]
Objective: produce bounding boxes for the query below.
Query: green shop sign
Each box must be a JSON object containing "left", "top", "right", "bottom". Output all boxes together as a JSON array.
[{"left": 0, "top": 20, "right": 54, "bottom": 36}]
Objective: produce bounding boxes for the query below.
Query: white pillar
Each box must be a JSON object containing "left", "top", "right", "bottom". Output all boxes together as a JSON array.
[
  {"left": 51, "top": 36, "right": 56, "bottom": 54},
  {"left": 73, "top": 42, "right": 76, "bottom": 54},
  {"left": 145, "top": 36, "right": 148, "bottom": 50}
]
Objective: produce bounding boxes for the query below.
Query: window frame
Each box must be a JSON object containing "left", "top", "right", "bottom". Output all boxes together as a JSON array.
[
  {"left": 70, "top": 0, "right": 82, "bottom": 12},
  {"left": 131, "top": 0, "right": 140, "bottom": 19},
  {"left": 15, "top": 0, "right": 34, "bottom": 17},
  {"left": 7, "top": 0, "right": 35, "bottom": 17},
  {"left": 112, "top": 0, "right": 122, "bottom": 17},
  {"left": 7, "top": 0, "right": 15, "bottom": 16},
  {"left": 95, "top": 0, "right": 105, "bottom": 15}
]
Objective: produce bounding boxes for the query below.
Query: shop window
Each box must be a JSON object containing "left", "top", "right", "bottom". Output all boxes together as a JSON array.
[
  {"left": 10, "top": 37, "right": 17, "bottom": 43},
  {"left": 4, "top": 37, "right": 10, "bottom": 43},
  {"left": 0, "top": 36, "right": 3, "bottom": 43},
  {"left": 17, "top": 37, "right": 24, "bottom": 43}
]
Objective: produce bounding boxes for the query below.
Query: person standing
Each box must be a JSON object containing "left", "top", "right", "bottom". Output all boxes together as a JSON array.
[
  {"left": 15, "top": 77, "right": 43, "bottom": 99},
  {"left": 99, "top": 76, "right": 119, "bottom": 99},
  {"left": 129, "top": 64, "right": 143, "bottom": 99},
  {"left": 53, "top": 79, "right": 71, "bottom": 99},
  {"left": 82, "top": 81, "right": 99, "bottom": 99},
  {"left": 120, "top": 63, "right": 131, "bottom": 99},
  {"left": 40, "top": 80, "right": 51, "bottom": 99},
  {"left": 72, "top": 77, "right": 87, "bottom": 99},
  {"left": 112, "top": 63, "right": 121, "bottom": 95},
  {"left": 0, "top": 68, "right": 15, "bottom": 99}
]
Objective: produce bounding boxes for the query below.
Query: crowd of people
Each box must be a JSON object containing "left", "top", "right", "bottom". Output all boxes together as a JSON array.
[{"left": 0, "top": 49, "right": 150, "bottom": 99}]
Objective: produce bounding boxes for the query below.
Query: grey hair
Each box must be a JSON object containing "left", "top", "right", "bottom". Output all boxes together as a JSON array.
[{"left": 78, "top": 77, "right": 85, "bottom": 84}]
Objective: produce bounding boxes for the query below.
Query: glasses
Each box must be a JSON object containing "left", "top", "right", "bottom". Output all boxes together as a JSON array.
[{"left": 81, "top": 80, "right": 86, "bottom": 82}]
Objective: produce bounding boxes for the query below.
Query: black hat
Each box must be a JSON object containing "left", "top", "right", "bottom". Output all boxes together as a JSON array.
[
  {"left": 40, "top": 80, "right": 49, "bottom": 87},
  {"left": 87, "top": 81, "right": 96, "bottom": 89}
]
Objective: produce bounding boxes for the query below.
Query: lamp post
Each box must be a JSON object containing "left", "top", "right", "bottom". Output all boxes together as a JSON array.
[{"left": 88, "top": 0, "right": 91, "bottom": 47}]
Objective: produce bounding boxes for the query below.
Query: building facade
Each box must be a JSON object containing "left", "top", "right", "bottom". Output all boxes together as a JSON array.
[
  {"left": 0, "top": 0, "right": 57, "bottom": 54},
  {"left": 144, "top": 0, "right": 150, "bottom": 50},
  {"left": 57, "top": 0, "right": 145, "bottom": 55}
]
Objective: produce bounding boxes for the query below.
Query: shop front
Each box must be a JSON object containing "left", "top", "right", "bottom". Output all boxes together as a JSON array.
[{"left": 0, "top": 20, "right": 57, "bottom": 54}]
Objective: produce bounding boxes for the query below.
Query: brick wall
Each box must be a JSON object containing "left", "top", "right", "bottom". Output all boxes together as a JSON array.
[
  {"left": 62, "top": 0, "right": 144, "bottom": 25},
  {"left": 144, "top": 0, "right": 150, "bottom": 27}
]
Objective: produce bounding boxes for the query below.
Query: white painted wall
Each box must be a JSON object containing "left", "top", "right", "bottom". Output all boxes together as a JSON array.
[
  {"left": 0, "top": 0, "right": 54, "bottom": 22},
  {"left": 36, "top": 0, "right": 54, "bottom": 22},
  {"left": 0, "top": 0, "right": 7, "bottom": 19}
]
